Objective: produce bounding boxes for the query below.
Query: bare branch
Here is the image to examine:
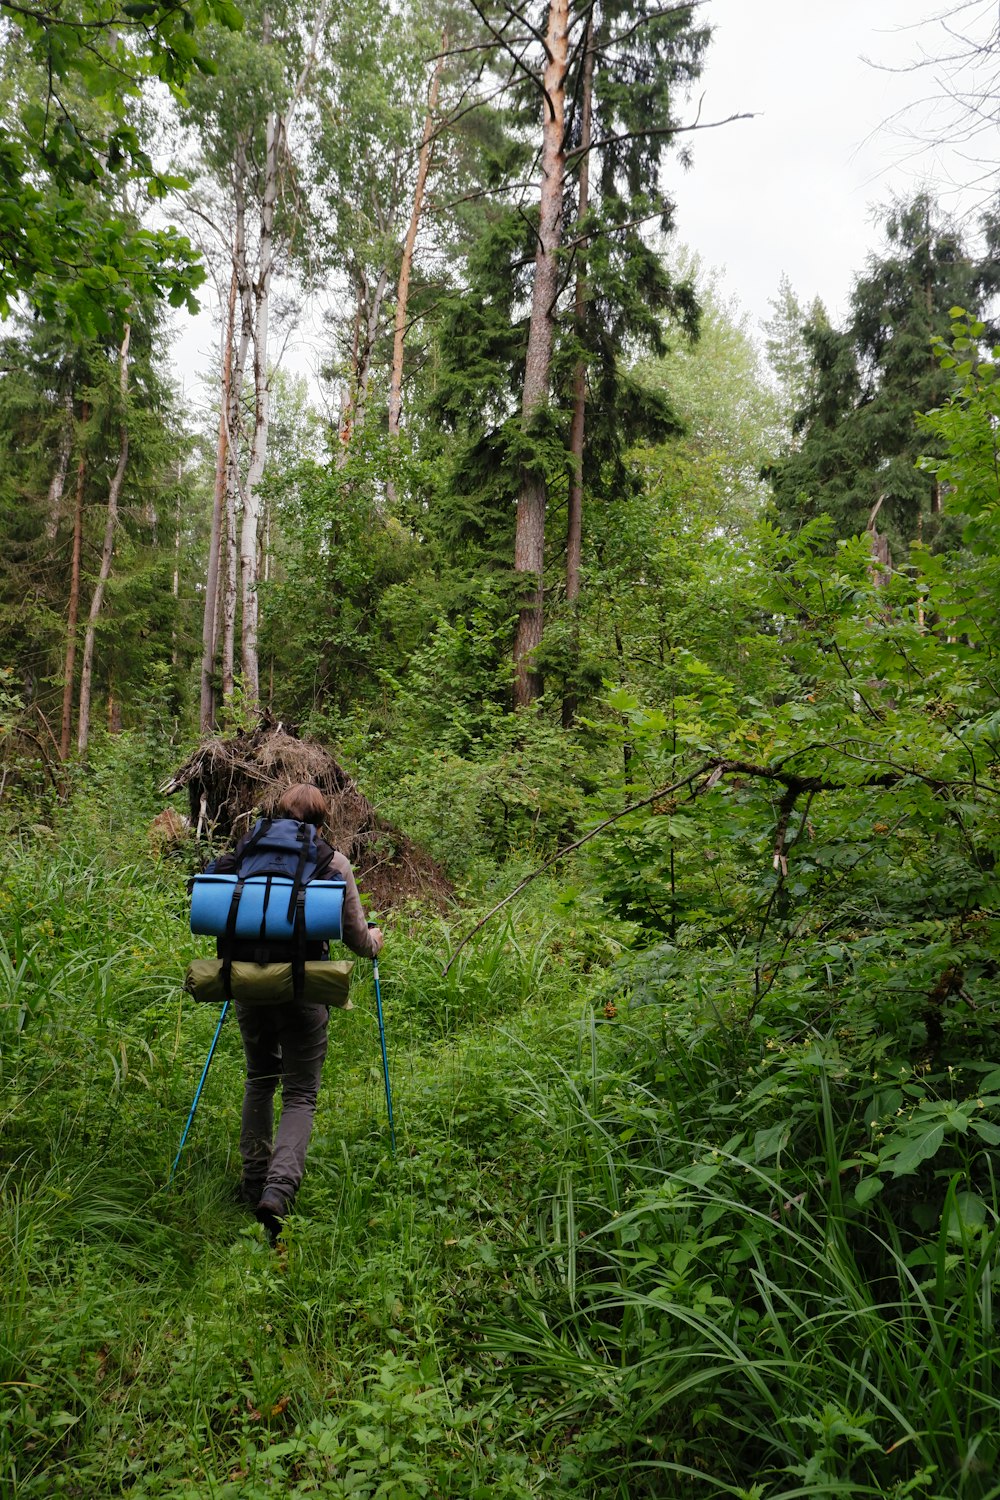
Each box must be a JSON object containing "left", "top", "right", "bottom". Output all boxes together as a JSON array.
[
  {"left": 565, "top": 110, "right": 756, "bottom": 164},
  {"left": 442, "top": 749, "right": 979, "bottom": 972}
]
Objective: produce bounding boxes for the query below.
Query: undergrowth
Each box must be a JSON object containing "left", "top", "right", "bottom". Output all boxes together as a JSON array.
[{"left": 2, "top": 822, "right": 1000, "bottom": 1498}]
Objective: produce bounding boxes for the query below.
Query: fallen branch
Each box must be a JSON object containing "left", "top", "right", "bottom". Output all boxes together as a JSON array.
[
  {"left": 442, "top": 752, "right": 967, "bottom": 974},
  {"left": 443, "top": 761, "right": 714, "bottom": 972}
]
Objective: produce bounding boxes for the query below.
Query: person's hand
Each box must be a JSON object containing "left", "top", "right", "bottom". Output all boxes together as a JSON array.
[{"left": 368, "top": 925, "right": 384, "bottom": 956}]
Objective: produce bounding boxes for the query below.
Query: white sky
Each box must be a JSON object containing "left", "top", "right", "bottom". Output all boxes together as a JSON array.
[
  {"left": 676, "top": 0, "right": 993, "bottom": 332},
  {"left": 167, "top": 0, "right": 995, "bottom": 408}
]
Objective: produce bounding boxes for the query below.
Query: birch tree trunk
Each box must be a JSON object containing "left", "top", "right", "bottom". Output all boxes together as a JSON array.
[
  {"left": 171, "top": 457, "right": 183, "bottom": 668},
  {"left": 388, "top": 40, "right": 446, "bottom": 439},
  {"left": 230, "top": 2, "right": 325, "bottom": 705},
  {"left": 200, "top": 266, "right": 237, "bottom": 731},
  {"left": 221, "top": 449, "right": 239, "bottom": 705},
  {"left": 355, "top": 264, "right": 389, "bottom": 433},
  {"left": 238, "top": 102, "right": 281, "bottom": 705},
  {"left": 512, "top": 0, "right": 570, "bottom": 708},
  {"left": 45, "top": 390, "right": 75, "bottom": 543},
  {"left": 60, "top": 410, "right": 88, "bottom": 760},
  {"left": 222, "top": 151, "right": 254, "bottom": 707},
  {"left": 562, "top": 14, "right": 594, "bottom": 728},
  {"left": 78, "top": 323, "right": 131, "bottom": 755}
]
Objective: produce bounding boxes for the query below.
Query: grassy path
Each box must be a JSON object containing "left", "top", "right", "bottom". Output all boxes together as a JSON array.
[{"left": 2, "top": 882, "right": 600, "bottom": 1498}]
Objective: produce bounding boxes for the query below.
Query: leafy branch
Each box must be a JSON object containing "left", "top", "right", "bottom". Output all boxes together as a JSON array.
[{"left": 443, "top": 752, "right": 971, "bottom": 973}]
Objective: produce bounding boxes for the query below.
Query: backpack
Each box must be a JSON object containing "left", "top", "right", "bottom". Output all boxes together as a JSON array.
[
  {"left": 236, "top": 817, "right": 319, "bottom": 914},
  {"left": 189, "top": 818, "right": 345, "bottom": 1000}
]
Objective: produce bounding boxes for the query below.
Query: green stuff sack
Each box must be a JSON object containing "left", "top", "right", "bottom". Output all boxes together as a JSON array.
[{"left": 183, "top": 959, "right": 353, "bottom": 1008}]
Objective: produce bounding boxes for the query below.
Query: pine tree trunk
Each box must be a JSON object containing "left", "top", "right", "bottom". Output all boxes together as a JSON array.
[
  {"left": 60, "top": 401, "right": 89, "bottom": 760},
  {"left": 562, "top": 14, "right": 594, "bottom": 728},
  {"left": 78, "top": 323, "right": 131, "bottom": 756},
  {"left": 200, "top": 267, "right": 237, "bottom": 732},
  {"left": 388, "top": 40, "right": 446, "bottom": 439},
  {"left": 513, "top": 0, "right": 570, "bottom": 708}
]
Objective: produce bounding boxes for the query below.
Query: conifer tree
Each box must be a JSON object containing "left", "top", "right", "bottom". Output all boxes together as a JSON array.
[
  {"left": 0, "top": 306, "right": 196, "bottom": 746},
  {"left": 426, "top": 0, "right": 710, "bottom": 705},
  {"left": 770, "top": 193, "right": 1000, "bottom": 559}
]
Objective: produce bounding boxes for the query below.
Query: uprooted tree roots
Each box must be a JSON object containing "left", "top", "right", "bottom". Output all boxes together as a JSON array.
[{"left": 162, "top": 717, "right": 453, "bottom": 913}]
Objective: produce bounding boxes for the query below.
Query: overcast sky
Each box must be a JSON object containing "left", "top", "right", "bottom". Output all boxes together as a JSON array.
[
  {"left": 168, "top": 1, "right": 996, "bottom": 402},
  {"left": 677, "top": 0, "right": 994, "bottom": 333}
]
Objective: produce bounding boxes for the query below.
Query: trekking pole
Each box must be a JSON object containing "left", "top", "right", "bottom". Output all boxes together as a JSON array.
[
  {"left": 369, "top": 925, "right": 396, "bottom": 1153},
  {"left": 168, "top": 1000, "right": 230, "bottom": 1185}
]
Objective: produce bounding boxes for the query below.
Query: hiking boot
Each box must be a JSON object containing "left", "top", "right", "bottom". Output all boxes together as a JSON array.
[
  {"left": 255, "top": 1185, "right": 293, "bottom": 1244},
  {"left": 235, "top": 1178, "right": 267, "bottom": 1211}
]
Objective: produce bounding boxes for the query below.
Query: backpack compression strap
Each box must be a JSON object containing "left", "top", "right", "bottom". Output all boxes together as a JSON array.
[
  {"left": 285, "top": 821, "right": 314, "bottom": 922},
  {"left": 220, "top": 876, "right": 245, "bottom": 999}
]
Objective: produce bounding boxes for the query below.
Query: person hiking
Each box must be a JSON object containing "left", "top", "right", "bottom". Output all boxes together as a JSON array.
[{"left": 206, "top": 781, "right": 383, "bottom": 1240}]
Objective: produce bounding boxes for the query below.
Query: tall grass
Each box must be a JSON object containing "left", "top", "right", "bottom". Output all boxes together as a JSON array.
[
  {"left": 6, "top": 828, "right": 997, "bottom": 1496},
  {"left": 0, "top": 837, "right": 577, "bottom": 1497},
  {"left": 483, "top": 1010, "right": 1000, "bottom": 1497}
]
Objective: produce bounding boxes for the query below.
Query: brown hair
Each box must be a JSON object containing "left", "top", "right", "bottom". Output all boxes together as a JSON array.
[{"left": 277, "top": 782, "right": 329, "bottom": 827}]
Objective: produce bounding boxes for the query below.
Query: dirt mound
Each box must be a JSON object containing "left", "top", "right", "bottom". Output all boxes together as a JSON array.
[{"left": 162, "top": 717, "right": 453, "bottom": 912}]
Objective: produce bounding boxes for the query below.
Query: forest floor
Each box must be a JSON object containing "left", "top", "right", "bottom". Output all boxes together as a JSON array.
[
  {"left": 1, "top": 837, "right": 623, "bottom": 1499},
  {"left": 4, "top": 829, "right": 1000, "bottom": 1499}
]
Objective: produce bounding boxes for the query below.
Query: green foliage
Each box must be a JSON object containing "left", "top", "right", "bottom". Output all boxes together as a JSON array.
[
  {"left": 769, "top": 193, "right": 1000, "bottom": 556},
  {"left": 0, "top": 305, "right": 207, "bottom": 746},
  {"left": 0, "top": 0, "right": 241, "bottom": 332},
  {"left": 257, "top": 438, "right": 426, "bottom": 719}
]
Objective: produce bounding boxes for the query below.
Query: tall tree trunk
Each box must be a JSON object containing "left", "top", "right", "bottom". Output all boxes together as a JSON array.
[
  {"left": 60, "top": 401, "right": 89, "bottom": 760},
  {"left": 78, "top": 323, "right": 131, "bottom": 756},
  {"left": 336, "top": 265, "right": 391, "bottom": 469},
  {"left": 239, "top": 102, "right": 281, "bottom": 706},
  {"left": 171, "top": 456, "right": 183, "bottom": 668},
  {"left": 222, "top": 458, "right": 239, "bottom": 705},
  {"left": 512, "top": 0, "right": 570, "bottom": 708},
  {"left": 388, "top": 39, "right": 446, "bottom": 439},
  {"left": 200, "top": 266, "right": 237, "bottom": 732},
  {"left": 355, "top": 265, "right": 389, "bottom": 433},
  {"left": 562, "top": 14, "right": 594, "bottom": 729},
  {"left": 223, "top": 154, "right": 254, "bottom": 708},
  {"left": 214, "top": 6, "right": 323, "bottom": 712},
  {"left": 45, "top": 389, "right": 75, "bottom": 543}
]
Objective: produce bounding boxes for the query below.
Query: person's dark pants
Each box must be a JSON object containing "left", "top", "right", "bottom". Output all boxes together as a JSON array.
[{"left": 234, "top": 999, "right": 329, "bottom": 1202}]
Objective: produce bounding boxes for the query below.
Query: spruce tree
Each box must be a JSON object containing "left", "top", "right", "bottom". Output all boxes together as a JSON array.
[{"left": 770, "top": 193, "right": 1000, "bottom": 558}]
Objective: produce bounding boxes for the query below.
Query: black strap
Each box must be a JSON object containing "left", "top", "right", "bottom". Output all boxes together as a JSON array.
[
  {"left": 285, "top": 822, "right": 312, "bottom": 923},
  {"left": 240, "top": 817, "right": 272, "bottom": 861},
  {"left": 291, "top": 887, "right": 308, "bottom": 999},
  {"left": 259, "top": 874, "right": 274, "bottom": 942},
  {"left": 220, "top": 879, "right": 245, "bottom": 1000}
]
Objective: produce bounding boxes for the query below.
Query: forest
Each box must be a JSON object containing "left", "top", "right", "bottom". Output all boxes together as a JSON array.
[{"left": 3, "top": 0, "right": 1000, "bottom": 1494}]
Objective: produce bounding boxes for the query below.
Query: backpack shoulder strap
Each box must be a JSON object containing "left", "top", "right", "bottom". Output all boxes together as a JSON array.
[
  {"left": 284, "top": 820, "right": 316, "bottom": 923},
  {"left": 237, "top": 818, "right": 271, "bottom": 870}
]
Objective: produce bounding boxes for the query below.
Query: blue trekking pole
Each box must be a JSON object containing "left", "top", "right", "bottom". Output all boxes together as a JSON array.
[
  {"left": 369, "top": 926, "right": 396, "bottom": 1153},
  {"left": 168, "top": 1001, "right": 230, "bottom": 1184}
]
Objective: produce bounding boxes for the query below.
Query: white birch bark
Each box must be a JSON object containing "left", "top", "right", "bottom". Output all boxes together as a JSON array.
[
  {"left": 230, "top": 4, "right": 327, "bottom": 704},
  {"left": 200, "top": 267, "right": 237, "bottom": 731},
  {"left": 513, "top": 0, "right": 570, "bottom": 707},
  {"left": 44, "top": 390, "right": 75, "bottom": 543},
  {"left": 77, "top": 323, "right": 131, "bottom": 755},
  {"left": 388, "top": 42, "right": 446, "bottom": 438},
  {"left": 238, "top": 103, "right": 279, "bottom": 705}
]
